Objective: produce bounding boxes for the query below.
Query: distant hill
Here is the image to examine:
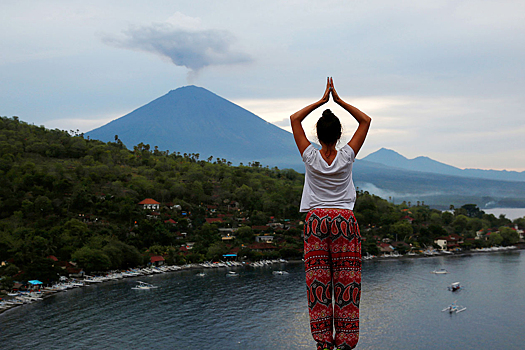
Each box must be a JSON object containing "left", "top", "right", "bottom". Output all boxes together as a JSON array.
[
  {"left": 362, "top": 148, "right": 525, "bottom": 182},
  {"left": 86, "top": 86, "right": 525, "bottom": 209},
  {"left": 86, "top": 85, "right": 303, "bottom": 170},
  {"left": 353, "top": 159, "right": 525, "bottom": 209}
]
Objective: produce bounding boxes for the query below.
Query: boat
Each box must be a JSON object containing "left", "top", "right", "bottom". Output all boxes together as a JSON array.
[
  {"left": 431, "top": 268, "right": 449, "bottom": 274},
  {"left": 131, "top": 281, "right": 159, "bottom": 290},
  {"left": 226, "top": 271, "right": 238, "bottom": 277},
  {"left": 196, "top": 272, "right": 206, "bottom": 277},
  {"left": 272, "top": 270, "right": 289, "bottom": 275},
  {"left": 442, "top": 301, "right": 466, "bottom": 314},
  {"left": 448, "top": 282, "right": 461, "bottom": 292}
]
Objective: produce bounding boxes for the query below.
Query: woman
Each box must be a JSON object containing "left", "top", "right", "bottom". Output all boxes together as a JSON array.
[{"left": 290, "top": 78, "right": 371, "bottom": 350}]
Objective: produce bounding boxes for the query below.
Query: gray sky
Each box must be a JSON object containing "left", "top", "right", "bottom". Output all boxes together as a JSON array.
[{"left": 2, "top": 0, "right": 524, "bottom": 170}]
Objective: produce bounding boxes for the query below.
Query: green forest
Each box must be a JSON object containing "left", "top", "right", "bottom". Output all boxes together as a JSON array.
[{"left": 0, "top": 116, "right": 523, "bottom": 290}]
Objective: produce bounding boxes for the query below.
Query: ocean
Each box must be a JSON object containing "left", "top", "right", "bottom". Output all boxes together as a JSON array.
[{"left": 1, "top": 251, "right": 524, "bottom": 350}]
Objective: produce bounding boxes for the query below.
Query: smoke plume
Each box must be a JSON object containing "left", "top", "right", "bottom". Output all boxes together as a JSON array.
[{"left": 102, "top": 23, "right": 252, "bottom": 73}]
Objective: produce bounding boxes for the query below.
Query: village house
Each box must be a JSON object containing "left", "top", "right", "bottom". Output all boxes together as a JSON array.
[
  {"left": 514, "top": 225, "right": 524, "bottom": 239},
  {"left": 267, "top": 222, "right": 284, "bottom": 229},
  {"left": 248, "top": 242, "right": 277, "bottom": 252},
  {"left": 150, "top": 255, "right": 165, "bottom": 266},
  {"left": 227, "top": 201, "right": 239, "bottom": 211},
  {"left": 164, "top": 218, "right": 177, "bottom": 225},
  {"left": 206, "top": 205, "right": 218, "bottom": 214},
  {"left": 252, "top": 225, "right": 271, "bottom": 232},
  {"left": 435, "top": 234, "right": 463, "bottom": 250},
  {"left": 255, "top": 235, "right": 274, "bottom": 243},
  {"left": 220, "top": 228, "right": 236, "bottom": 241},
  {"left": 379, "top": 242, "right": 394, "bottom": 253},
  {"left": 138, "top": 198, "right": 160, "bottom": 210}
]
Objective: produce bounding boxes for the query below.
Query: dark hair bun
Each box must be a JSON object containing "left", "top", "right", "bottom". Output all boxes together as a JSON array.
[{"left": 317, "top": 109, "right": 342, "bottom": 145}]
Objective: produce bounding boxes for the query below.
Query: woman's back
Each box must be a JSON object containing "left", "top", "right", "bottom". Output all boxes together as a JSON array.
[{"left": 300, "top": 144, "right": 356, "bottom": 212}]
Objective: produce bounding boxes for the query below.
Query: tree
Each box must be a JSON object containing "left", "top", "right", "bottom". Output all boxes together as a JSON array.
[
  {"left": 499, "top": 226, "right": 519, "bottom": 246},
  {"left": 72, "top": 246, "right": 111, "bottom": 274},
  {"left": 34, "top": 195, "right": 53, "bottom": 216},
  {"left": 488, "top": 232, "right": 503, "bottom": 246},
  {"left": 22, "top": 257, "right": 61, "bottom": 282},
  {"left": 235, "top": 226, "right": 254, "bottom": 243},
  {"left": 390, "top": 221, "right": 413, "bottom": 241},
  {"left": 442, "top": 211, "right": 454, "bottom": 225},
  {"left": 206, "top": 242, "right": 228, "bottom": 261},
  {"left": 362, "top": 240, "right": 380, "bottom": 255},
  {"left": 461, "top": 204, "right": 484, "bottom": 218},
  {"left": 452, "top": 215, "right": 469, "bottom": 233},
  {"left": 0, "top": 276, "right": 14, "bottom": 291}
]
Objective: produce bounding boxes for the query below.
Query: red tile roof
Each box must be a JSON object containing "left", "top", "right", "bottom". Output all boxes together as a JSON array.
[
  {"left": 248, "top": 243, "right": 276, "bottom": 250},
  {"left": 205, "top": 218, "right": 223, "bottom": 223},
  {"left": 138, "top": 198, "right": 160, "bottom": 205},
  {"left": 150, "top": 255, "right": 165, "bottom": 263}
]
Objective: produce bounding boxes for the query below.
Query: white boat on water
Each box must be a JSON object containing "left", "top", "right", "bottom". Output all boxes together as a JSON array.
[
  {"left": 272, "top": 270, "right": 289, "bottom": 275},
  {"left": 442, "top": 301, "right": 466, "bottom": 314},
  {"left": 196, "top": 272, "right": 206, "bottom": 277},
  {"left": 83, "top": 276, "right": 103, "bottom": 283},
  {"left": 226, "top": 271, "right": 239, "bottom": 277},
  {"left": 431, "top": 268, "right": 449, "bottom": 274},
  {"left": 363, "top": 253, "right": 376, "bottom": 260},
  {"left": 131, "top": 281, "right": 159, "bottom": 290}
]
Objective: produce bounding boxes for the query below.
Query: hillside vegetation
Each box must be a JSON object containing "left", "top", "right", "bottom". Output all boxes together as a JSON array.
[{"left": 0, "top": 117, "right": 523, "bottom": 289}]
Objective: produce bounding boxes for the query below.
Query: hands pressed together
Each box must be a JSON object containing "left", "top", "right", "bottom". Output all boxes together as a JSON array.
[
  {"left": 291, "top": 76, "right": 371, "bottom": 156},
  {"left": 320, "top": 77, "right": 342, "bottom": 104}
]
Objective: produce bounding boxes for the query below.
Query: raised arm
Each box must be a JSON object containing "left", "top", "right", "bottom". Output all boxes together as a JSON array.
[
  {"left": 290, "top": 78, "right": 331, "bottom": 155},
  {"left": 330, "top": 78, "right": 371, "bottom": 156}
]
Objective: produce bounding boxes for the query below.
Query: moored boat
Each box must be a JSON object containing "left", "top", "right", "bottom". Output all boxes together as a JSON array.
[
  {"left": 442, "top": 301, "right": 466, "bottom": 313},
  {"left": 448, "top": 282, "right": 461, "bottom": 292},
  {"left": 131, "top": 281, "right": 159, "bottom": 290}
]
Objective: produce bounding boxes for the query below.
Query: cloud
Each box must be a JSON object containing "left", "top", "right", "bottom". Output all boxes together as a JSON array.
[{"left": 102, "top": 20, "right": 252, "bottom": 73}]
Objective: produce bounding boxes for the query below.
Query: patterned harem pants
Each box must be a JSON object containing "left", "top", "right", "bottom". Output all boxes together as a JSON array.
[{"left": 304, "top": 208, "right": 361, "bottom": 350}]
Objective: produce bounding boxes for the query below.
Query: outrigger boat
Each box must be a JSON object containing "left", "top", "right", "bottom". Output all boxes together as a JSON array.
[
  {"left": 448, "top": 282, "right": 461, "bottom": 292},
  {"left": 442, "top": 301, "right": 466, "bottom": 314},
  {"left": 131, "top": 281, "right": 158, "bottom": 290},
  {"left": 431, "top": 268, "right": 449, "bottom": 274}
]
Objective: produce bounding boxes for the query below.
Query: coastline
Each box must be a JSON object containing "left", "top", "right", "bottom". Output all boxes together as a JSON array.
[
  {"left": 0, "top": 259, "right": 289, "bottom": 315},
  {"left": 2, "top": 248, "right": 521, "bottom": 315},
  {"left": 363, "top": 246, "right": 522, "bottom": 262}
]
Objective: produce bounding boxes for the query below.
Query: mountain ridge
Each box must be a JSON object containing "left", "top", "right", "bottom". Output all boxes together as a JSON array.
[{"left": 362, "top": 148, "right": 525, "bottom": 182}]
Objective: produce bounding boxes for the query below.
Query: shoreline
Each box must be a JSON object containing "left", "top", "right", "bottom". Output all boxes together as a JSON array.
[
  {"left": 363, "top": 246, "right": 522, "bottom": 262},
  {"left": 1, "top": 249, "right": 521, "bottom": 315},
  {"left": 0, "top": 259, "right": 290, "bottom": 315}
]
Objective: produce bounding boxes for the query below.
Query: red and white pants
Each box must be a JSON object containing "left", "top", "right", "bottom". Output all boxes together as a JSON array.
[{"left": 304, "top": 208, "right": 362, "bottom": 350}]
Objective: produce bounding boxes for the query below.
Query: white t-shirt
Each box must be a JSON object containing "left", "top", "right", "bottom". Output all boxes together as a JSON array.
[{"left": 299, "top": 144, "right": 356, "bottom": 212}]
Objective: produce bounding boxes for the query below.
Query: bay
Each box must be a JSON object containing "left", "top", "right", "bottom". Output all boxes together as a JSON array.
[
  {"left": 1, "top": 252, "right": 524, "bottom": 350},
  {"left": 483, "top": 208, "right": 525, "bottom": 221}
]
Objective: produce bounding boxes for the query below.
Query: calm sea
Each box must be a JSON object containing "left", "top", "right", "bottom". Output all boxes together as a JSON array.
[{"left": 2, "top": 251, "right": 525, "bottom": 350}]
